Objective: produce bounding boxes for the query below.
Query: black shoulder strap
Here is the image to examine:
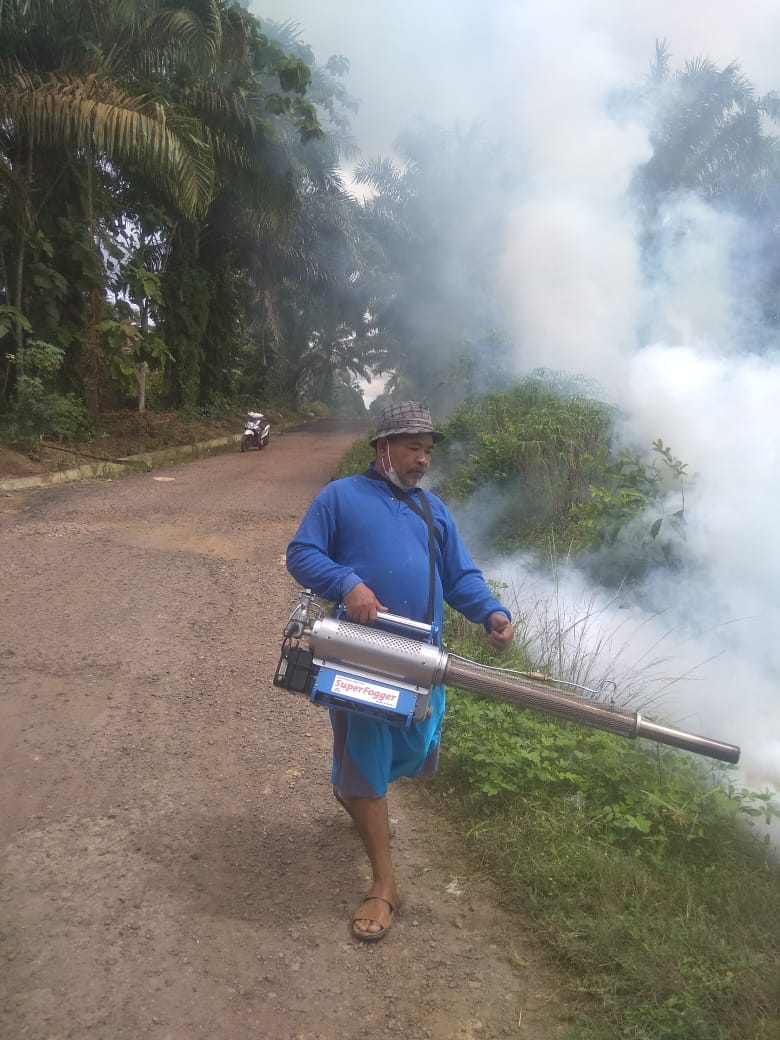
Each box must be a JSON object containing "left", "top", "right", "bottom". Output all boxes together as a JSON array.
[
  {"left": 364, "top": 468, "right": 438, "bottom": 622},
  {"left": 413, "top": 490, "right": 437, "bottom": 625}
]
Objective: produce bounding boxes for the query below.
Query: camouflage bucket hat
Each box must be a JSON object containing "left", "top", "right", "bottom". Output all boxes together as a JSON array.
[{"left": 369, "top": 401, "right": 445, "bottom": 447}]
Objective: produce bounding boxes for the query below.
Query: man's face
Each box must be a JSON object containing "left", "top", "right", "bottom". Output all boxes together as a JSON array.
[{"left": 379, "top": 433, "right": 435, "bottom": 488}]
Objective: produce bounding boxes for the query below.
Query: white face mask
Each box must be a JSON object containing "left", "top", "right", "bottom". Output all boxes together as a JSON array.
[{"left": 381, "top": 444, "right": 412, "bottom": 490}]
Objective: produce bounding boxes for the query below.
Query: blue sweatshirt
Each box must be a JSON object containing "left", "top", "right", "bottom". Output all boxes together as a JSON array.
[{"left": 286, "top": 468, "right": 510, "bottom": 636}]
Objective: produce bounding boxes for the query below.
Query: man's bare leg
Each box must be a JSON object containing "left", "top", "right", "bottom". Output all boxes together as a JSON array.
[{"left": 340, "top": 793, "right": 400, "bottom": 937}]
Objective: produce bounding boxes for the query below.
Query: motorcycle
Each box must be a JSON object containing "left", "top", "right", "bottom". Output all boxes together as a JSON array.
[{"left": 240, "top": 411, "right": 271, "bottom": 452}]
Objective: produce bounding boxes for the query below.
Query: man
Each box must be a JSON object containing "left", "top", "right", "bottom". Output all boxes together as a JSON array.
[{"left": 286, "top": 401, "right": 514, "bottom": 942}]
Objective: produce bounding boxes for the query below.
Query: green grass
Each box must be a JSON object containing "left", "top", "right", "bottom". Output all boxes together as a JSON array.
[
  {"left": 438, "top": 785, "right": 778, "bottom": 1039},
  {"left": 336, "top": 436, "right": 373, "bottom": 477},
  {"left": 430, "top": 618, "right": 780, "bottom": 1040}
]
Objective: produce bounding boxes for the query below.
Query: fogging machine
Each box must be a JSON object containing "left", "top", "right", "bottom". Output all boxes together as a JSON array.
[{"left": 273, "top": 590, "right": 740, "bottom": 764}]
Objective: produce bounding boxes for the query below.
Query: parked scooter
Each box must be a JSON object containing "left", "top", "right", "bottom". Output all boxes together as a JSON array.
[{"left": 240, "top": 411, "right": 271, "bottom": 452}]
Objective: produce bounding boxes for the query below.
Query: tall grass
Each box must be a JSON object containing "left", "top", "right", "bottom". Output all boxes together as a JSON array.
[
  {"left": 486, "top": 557, "right": 712, "bottom": 715},
  {"left": 436, "top": 601, "right": 779, "bottom": 1040}
]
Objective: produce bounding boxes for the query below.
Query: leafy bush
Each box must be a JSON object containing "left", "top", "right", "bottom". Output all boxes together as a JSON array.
[
  {"left": 571, "top": 439, "right": 689, "bottom": 579},
  {"left": 440, "top": 689, "right": 776, "bottom": 858},
  {"left": 1, "top": 340, "right": 91, "bottom": 444},
  {"left": 434, "top": 374, "right": 613, "bottom": 548},
  {"left": 430, "top": 381, "right": 694, "bottom": 582},
  {"left": 304, "top": 400, "right": 331, "bottom": 417}
]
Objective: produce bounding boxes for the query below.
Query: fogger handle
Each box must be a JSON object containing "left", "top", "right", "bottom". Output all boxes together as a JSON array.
[{"left": 373, "top": 611, "right": 433, "bottom": 636}]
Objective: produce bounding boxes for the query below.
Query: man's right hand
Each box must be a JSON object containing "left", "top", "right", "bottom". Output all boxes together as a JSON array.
[{"left": 343, "top": 582, "right": 388, "bottom": 625}]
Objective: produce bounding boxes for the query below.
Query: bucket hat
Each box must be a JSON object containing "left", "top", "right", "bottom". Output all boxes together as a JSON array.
[{"left": 369, "top": 401, "right": 445, "bottom": 446}]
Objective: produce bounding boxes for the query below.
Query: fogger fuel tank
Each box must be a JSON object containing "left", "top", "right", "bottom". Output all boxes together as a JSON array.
[{"left": 273, "top": 600, "right": 740, "bottom": 765}]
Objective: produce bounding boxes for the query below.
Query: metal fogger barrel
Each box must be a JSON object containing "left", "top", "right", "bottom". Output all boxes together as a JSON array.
[
  {"left": 441, "top": 655, "right": 740, "bottom": 764},
  {"left": 276, "top": 603, "right": 740, "bottom": 764}
]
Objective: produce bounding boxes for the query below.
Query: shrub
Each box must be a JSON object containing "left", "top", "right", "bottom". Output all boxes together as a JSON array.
[
  {"left": 1, "top": 340, "right": 91, "bottom": 444},
  {"left": 434, "top": 375, "right": 613, "bottom": 548}
]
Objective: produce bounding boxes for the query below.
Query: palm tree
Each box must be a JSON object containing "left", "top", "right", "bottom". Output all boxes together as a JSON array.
[
  {"left": 142, "top": 1, "right": 335, "bottom": 407},
  {"left": 217, "top": 18, "right": 371, "bottom": 412},
  {"left": 634, "top": 41, "right": 780, "bottom": 339},
  {"left": 637, "top": 41, "right": 780, "bottom": 205},
  {"left": 0, "top": 0, "right": 216, "bottom": 404},
  {"left": 0, "top": 0, "right": 333, "bottom": 410}
]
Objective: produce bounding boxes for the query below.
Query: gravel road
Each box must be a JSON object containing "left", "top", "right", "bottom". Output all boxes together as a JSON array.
[{"left": 0, "top": 425, "right": 560, "bottom": 1040}]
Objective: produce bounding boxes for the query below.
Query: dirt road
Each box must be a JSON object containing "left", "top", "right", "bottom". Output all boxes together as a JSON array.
[{"left": 0, "top": 426, "right": 560, "bottom": 1040}]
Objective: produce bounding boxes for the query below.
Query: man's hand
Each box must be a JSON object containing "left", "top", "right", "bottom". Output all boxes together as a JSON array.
[
  {"left": 487, "top": 612, "right": 514, "bottom": 650},
  {"left": 343, "top": 582, "right": 388, "bottom": 625}
]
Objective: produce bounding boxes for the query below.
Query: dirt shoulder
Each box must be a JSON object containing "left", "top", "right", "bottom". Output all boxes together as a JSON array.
[
  {"left": 0, "top": 426, "right": 565, "bottom": 1040},
  {"left": 0, "top": 443, "right": 49, "bottom": 477},
  {"left": 0, "top": 410, "right": 262, "bottom": 481},
  {"left": 0, "top": 412, "right": 367, "bottom": 485}
]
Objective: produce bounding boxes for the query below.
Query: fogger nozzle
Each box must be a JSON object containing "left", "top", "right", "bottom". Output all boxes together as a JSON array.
[
  {"left": 442, "top": 656, "right": 740, "bottom": 765},
  {"left": 308, "top": 615, "right": 740, "bottom": 764}
]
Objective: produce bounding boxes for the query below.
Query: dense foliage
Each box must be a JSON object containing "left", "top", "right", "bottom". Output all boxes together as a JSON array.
[
  {"left": 423, "top": 375, "right": 688, "bottom": 586},
  {"left": 0, "top": 0, "right": 373, "bottom": 431},
  {"left": 432, "top": 374, "right": 613, "bottom": 545}
]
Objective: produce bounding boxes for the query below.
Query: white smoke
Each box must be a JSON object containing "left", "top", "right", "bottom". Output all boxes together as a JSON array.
[
  {"left": 254, "top": 1, "right": 780, "bottom": 155},
  {"left": 614, "top": 345, "right": 780, "bottom": 790},
  {"left": 490, "top": 547, "right": 780, "bottom": 793},
  {"left": 253, "top": 0, "right": 780, "bottom": 792}
]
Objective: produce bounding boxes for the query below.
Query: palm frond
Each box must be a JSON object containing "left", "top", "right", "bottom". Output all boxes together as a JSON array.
[
  {"left": 1, "top": 71, "right": 214, "bottom": 217},
  {"left": 151, "top": 3, "right": 223, "bottom": 62}
]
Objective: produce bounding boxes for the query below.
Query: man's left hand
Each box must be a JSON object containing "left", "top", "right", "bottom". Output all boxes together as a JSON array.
[{"left": 487, "top": 612, "right": 514, "bottom": 650}]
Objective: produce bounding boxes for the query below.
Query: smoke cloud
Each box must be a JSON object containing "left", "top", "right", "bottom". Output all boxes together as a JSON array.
[{"left": 253, "top": 1, "right": 780, "bottom": 792}]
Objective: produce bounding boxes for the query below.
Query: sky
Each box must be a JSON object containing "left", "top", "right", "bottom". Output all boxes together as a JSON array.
[{"left": 252, "top": 1, "right": 780, "bottom": 795}]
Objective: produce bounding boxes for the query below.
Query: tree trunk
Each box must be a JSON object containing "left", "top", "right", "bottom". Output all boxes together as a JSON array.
[
  {"left": 13, "top": 246, "right": 25, "bottom": 373},
  {"left": 13, "top": 134, "right": 34, "bottom": 388},
  {"left": 138, "top": 361, "right": 148, "bottom": 413}
]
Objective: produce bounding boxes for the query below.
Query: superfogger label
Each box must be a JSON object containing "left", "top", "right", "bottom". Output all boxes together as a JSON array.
[{"left": 331, "top": 674, "right": 400, "bottom": 709}]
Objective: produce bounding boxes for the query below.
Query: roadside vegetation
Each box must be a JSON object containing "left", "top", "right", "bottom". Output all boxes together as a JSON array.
[{"left": 436, "top": 620, "right": 779, "bottom": 1040}]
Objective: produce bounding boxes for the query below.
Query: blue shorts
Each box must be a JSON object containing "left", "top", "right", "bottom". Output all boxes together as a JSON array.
[{"left": 330, "top": 684, "right": 446, "bottom": 798}]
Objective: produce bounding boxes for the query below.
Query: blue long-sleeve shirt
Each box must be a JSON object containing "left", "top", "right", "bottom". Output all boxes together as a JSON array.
[{"left": 286, "top": 468, "right": 510, "bottom": 636}]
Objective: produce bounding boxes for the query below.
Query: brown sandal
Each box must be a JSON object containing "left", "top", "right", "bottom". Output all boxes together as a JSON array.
[{"left": 351, "top": 895, "right": 397, "bottom": 943}]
